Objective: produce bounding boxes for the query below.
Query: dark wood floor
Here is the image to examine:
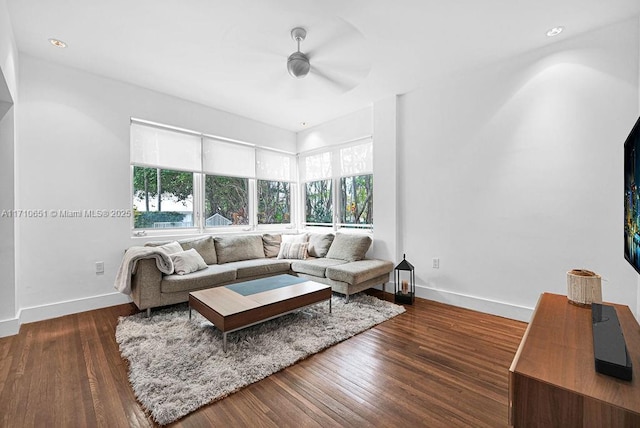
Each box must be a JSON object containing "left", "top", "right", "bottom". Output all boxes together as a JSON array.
[{"left": 0, "top": 291, "right": 527, "bottom": 427}]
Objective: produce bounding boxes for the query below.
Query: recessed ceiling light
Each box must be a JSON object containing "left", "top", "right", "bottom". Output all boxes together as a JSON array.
[
  {"left": 48, "top": 38, "right": 67, "bottom": 48},
  {"left": 546, "top": 27, "right": 564, "bottom": 37},
  {"left": 300, "top": 122, "right": 308, "bottom": 127}
]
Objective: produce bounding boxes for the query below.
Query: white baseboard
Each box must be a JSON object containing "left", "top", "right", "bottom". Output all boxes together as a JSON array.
[
  {"left": 0, "top": 317, "right": 20, "bottom": 337},
  {"left": 0, "top": 292, "right": 132, "bottom": 338},
  {"left": 376, "top": 283, "right": 534, "bottom": 322}
]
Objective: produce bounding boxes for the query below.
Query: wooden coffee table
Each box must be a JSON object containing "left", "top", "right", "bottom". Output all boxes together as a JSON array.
[{"left": 188, "top": 274, "right": 332, "bottom": 352}]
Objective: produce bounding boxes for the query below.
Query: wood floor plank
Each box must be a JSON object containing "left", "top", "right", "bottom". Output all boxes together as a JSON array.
[{"left": 0, "top": 292, "right": 527, "bottom": 427}]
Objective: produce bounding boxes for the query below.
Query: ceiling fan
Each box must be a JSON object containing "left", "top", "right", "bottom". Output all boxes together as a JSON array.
[
  {"left": 287, "top": 27, "right": 310, "bottom": 79},
  {"left": 230, "top": 22, "right": 371, "bottom": 98}
]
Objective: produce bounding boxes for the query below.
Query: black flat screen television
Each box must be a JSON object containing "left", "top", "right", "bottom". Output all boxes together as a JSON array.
[{"left": 624, "top": 116, "right": 640, "bottom": 273}]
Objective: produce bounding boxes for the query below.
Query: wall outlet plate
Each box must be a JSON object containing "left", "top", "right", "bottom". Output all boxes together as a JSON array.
[{"left": 95, "top": 261, "right": 105, "bottom": 274}]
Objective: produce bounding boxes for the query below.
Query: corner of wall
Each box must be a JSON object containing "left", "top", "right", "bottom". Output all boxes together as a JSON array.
[
  {"left": 372, "top": 96, "right": 398, "bottom": 263},
  {"left": 0, "top": 0, "right": 18, "bottom": 102}
]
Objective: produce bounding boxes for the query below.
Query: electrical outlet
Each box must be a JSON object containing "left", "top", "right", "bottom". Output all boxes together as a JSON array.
[
  {"left": 95, "top": 261, "right": 105, "bottom": 274},
  {"left": 432, "top": 258, "right": 440, "bottom": 269}
]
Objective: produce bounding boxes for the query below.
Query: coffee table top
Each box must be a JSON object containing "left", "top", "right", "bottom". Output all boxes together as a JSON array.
[{"left": 189, "top": 274, "right": 331, "bottom": 317}]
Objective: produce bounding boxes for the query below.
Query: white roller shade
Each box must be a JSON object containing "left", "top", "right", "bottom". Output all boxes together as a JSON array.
[
  {"left": 256, "top": 149, "right": 295, "bottom": 181},
  {"left": 300, "top": 151, "right": 332, "bottom": 182},
  {"left": 203, "top": 137, "right": 255, "bottom": 178},
  {"left": 130, "top": 123, "right": 201, "bottom": 171},
  {"left": 340, "top": 140, "right": 373, "bottom": 176}
]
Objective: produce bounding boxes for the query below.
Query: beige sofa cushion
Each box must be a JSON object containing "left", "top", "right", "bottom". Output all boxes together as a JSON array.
[
  {"left": 228, "top": 259, "right": 292, "bottom": 279},
  {"left": 324, "top": 233, "right": 372, "bottom": 262},
  {"left": 290, "top": 258, "right": 347, "bottom": 278},
  {"left": 262, "top": 234, "right": 282, "bottom": 258},
  {"left": 160, "top": 264, "right": 237, "bottom": 293},
  {"left": 178, "top": 236, "right": 217, "bottom": 265},
  {"left": 307, "top": 233, "right": 335, "bottom": 258},
  {"left": 214, "top": 235, "right": 265, "bottom": 264},
  {"left": 326, "top": 259, "right": 393, "bottom": 285}
]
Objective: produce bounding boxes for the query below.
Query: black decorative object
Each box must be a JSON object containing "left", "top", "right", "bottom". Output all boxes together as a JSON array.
[
  {"left": 394, "top": 254, "right": 415, "bottom": 304},
  {"left": 592, "top": 303, "right": 633, "bottom": 381}
]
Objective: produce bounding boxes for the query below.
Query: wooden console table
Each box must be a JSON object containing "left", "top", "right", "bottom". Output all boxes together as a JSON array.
[{"left": 509, "top": 293, "right": 640, "bottom": 427}]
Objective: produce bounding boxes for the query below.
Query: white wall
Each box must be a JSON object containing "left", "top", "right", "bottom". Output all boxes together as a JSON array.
[
  {"left": 297, "top": 107, "right": 373, "bottom": 153},
  {"left": 0, "top": 107, "right": 15, "bottom": 322},
  {"left": 0, "top": 0, "right": 18, "bottom": 336},
  {"left": 398, "top": 18, "right": 640, "bottom": 321},
  {"left": 3, "top": 54, "right": 296, "bottom": 335},
  {"left": 371, "top": 96, "right": 398, "bottom": 263}
]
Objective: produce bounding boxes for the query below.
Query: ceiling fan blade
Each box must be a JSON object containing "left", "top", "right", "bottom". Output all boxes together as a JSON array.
[
  {"left": 309, "top": 67, "right": 356, "bottom": 93},
  {"left": 304, "top": 19, "right": 363, "bottom": 60}
]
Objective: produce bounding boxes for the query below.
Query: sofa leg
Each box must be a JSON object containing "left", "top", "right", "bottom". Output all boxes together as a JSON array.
[
  {"left": 345, "top": 293, "right": 350, "bottom": 303},
  {"left": 146, "top": 308, "right": 151, "bottom": 318}
]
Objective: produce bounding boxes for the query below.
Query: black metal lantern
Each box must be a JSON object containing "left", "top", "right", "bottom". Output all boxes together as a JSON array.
[{"left": 394, "top": 254, "right": 415, "bottom": 304}]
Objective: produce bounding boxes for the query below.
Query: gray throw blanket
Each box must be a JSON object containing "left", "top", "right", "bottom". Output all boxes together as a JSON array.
[{"left": 114, "top": 246, "right": 174, "bottom": 295}]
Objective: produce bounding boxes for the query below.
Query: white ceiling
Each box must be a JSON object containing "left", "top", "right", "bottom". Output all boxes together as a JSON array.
[{"left": 7, "top": 0, "right": 640, "bottom": 132}]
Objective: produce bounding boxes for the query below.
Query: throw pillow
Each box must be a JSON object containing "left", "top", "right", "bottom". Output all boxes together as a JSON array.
[
  {"left": 156, "top": 241, "right": 183, "bottom": 255},
  {"left": 281, "top": 233, "right": 308, "bottom": 244},
  {"left": 324, "top": 233, "right": 372, "bottom": 262},
  {"left": 262, "top": 234, "right": 282, "bottom": 258},
  {"left": 277, "top": 242, "right": 309, "bottom": 260},
  {"left": 170, "top": 248, "right": 208, "bottom": 275},
  {"left": 307, "top": 233, "right": 335, "bottom": 258}
]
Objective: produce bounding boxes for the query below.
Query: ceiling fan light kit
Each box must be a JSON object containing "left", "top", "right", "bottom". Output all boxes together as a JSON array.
[{"left": 287, "top": 27, "right": 310, "bottom": 78}]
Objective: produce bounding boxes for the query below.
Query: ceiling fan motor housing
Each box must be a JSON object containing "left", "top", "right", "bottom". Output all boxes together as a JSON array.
[{"left": 288, "top": 51, "right": 310, "bottom": 78}]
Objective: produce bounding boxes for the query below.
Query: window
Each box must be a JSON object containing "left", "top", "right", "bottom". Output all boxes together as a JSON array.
[
  {"left": 131, "top": 122, "right": 200, "bottom": 231},
  {"left": 255, "top": 149, "right": 295, "bottom": 228},
  {"left": 130, "top": 120, "right": 371, "bottom": 234},
  {"left": 300, "top": 139, "right": 373, "bottom": 230},
  {"left": 132, "top": 167, "right": 194, "bottom": 229},
  {"left": 305, "top": 180, "right": 333, "bottom": 225},
  {"left": 202, "top": 137, "right": 254, "bottom": 228},
  {"left": 130, "top": 120, "right": 296, "bottom": 234},
  {"left": 339, "top": 174, "right": 373, "bottom": 226},
  {"left": 204, "top": 175, "right": 249, "bottom": 226},
  {"left": 257, "top": 180, "right": 291, "bottom": 224}
]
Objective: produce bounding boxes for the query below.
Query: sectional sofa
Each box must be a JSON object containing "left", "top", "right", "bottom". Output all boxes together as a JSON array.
[{"left": 126, "top": 232, "right": 394, "bottom": 316}]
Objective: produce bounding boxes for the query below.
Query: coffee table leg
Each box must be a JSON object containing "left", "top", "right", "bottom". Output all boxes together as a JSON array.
[
  {"left": 189, "top": 305, "right": 192, "bottom": 320},
  {"left": 329, "top": 297, "right": 332, "bottom": 313},
  {"left": 223, "top": 332, "right": 227, "bottom": 353}
]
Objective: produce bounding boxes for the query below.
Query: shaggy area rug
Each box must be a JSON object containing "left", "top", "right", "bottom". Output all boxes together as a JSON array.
[{"left": 115, "top": 293, "right": 405, "bottom": 425}]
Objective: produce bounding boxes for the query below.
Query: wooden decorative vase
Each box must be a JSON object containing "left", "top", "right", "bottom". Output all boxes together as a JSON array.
[{"left": 566, "top": 269, "right": 602, "bottom": 307}]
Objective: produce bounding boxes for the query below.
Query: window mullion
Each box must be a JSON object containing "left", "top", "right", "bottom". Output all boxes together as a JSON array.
[
  {"left": 249, "top": 179, "right": 257, "bottom": 230},
  {"left": 194, "top": 172, "right": 203, "bottom": 233}
]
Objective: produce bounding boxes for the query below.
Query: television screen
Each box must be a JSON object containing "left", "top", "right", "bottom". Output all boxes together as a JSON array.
[{"left": 624, "top": 116, "right": 640, "bottom": 273}]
